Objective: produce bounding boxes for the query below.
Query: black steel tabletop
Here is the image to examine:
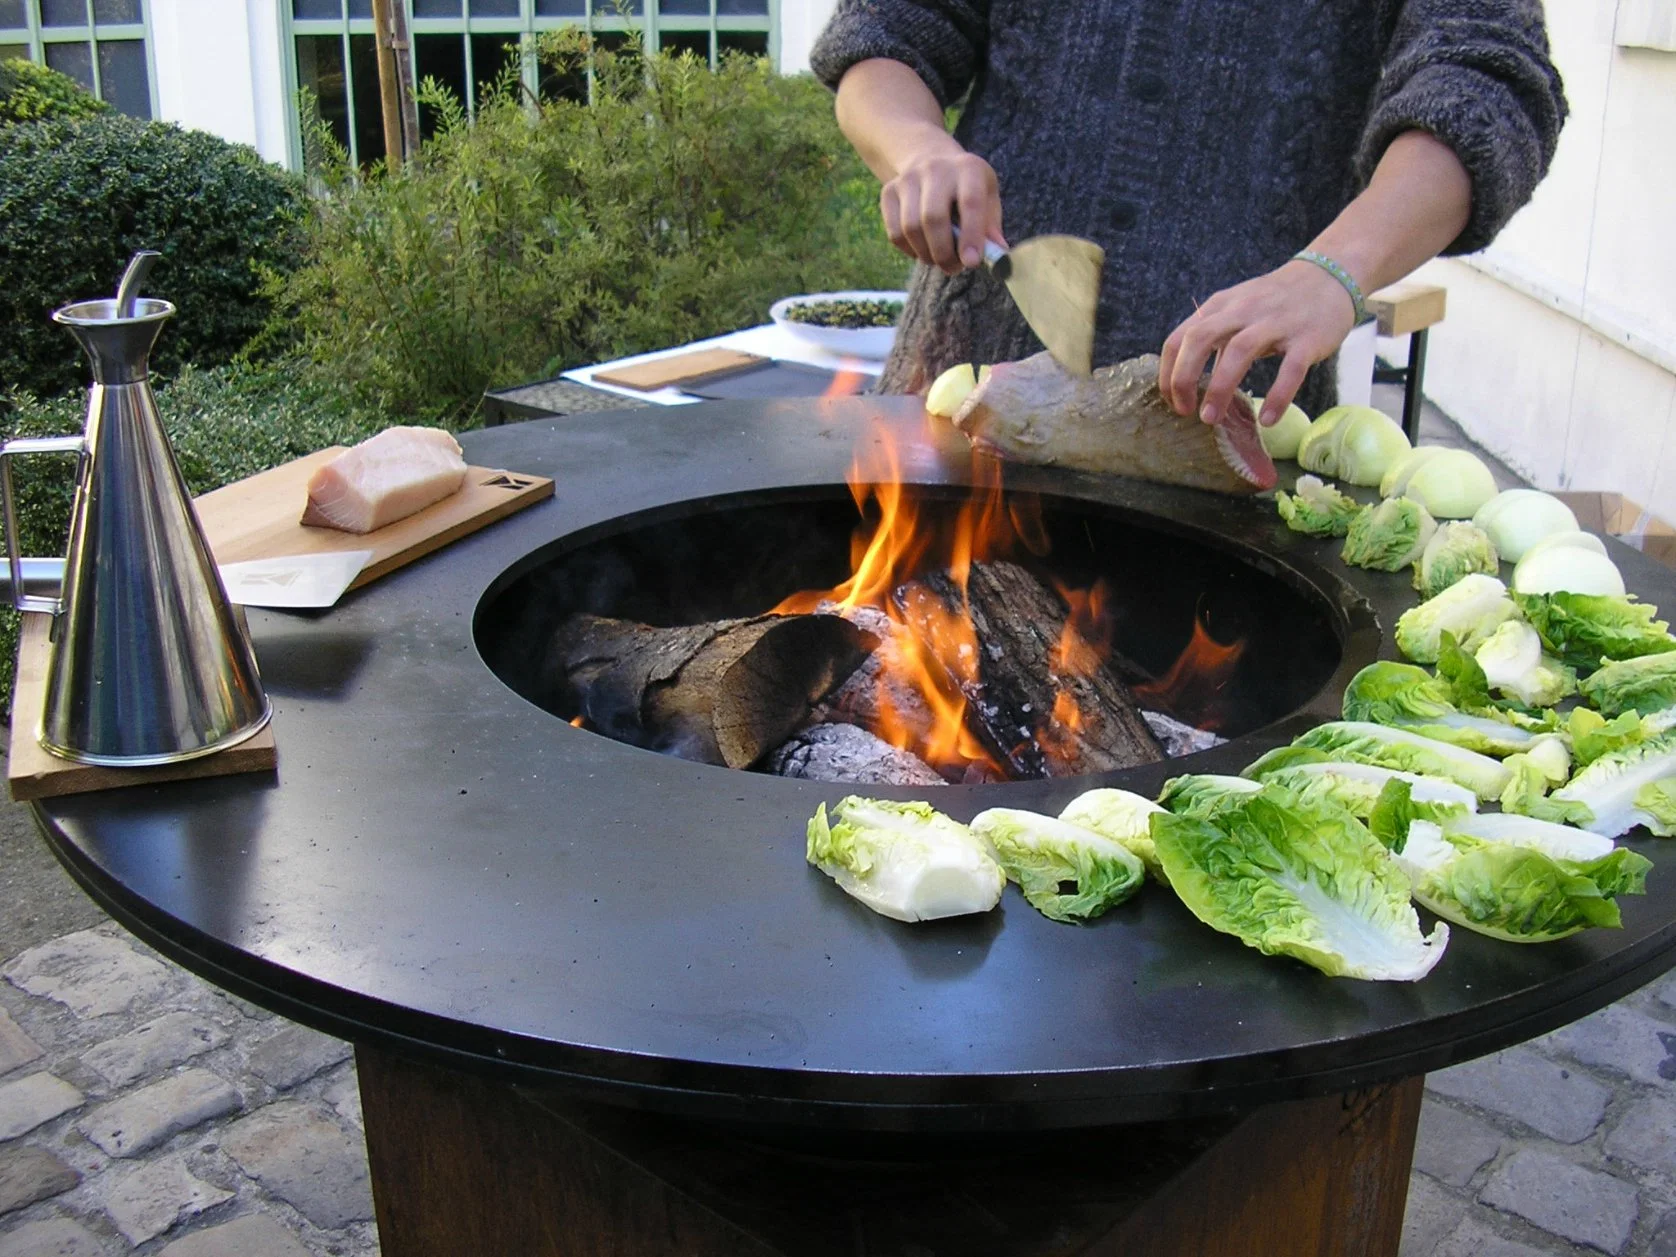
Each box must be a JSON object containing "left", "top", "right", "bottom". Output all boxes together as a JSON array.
[{"left": 30, "top": 396, "right": 1676, "bottom": 1130}]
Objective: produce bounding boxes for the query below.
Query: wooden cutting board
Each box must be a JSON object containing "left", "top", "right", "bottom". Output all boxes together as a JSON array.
[
  {"left": 8, "top": 612, "right": 277, "bottom": 802},
  {"left": 194, "top": 448, "right": 554, "bottom": 589}
]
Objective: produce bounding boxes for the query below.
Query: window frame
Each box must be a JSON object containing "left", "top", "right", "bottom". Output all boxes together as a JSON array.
[
  {"left": 0, "top": 0, "right": 156, "bottom": 118},
  {"left": 281, "top": 0, "right": 778, "bottom": 171}
]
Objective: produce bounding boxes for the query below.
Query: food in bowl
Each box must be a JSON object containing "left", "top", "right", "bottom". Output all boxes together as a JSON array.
[{"left": 780, "top": 297, "right": 905, "bottom": 330}]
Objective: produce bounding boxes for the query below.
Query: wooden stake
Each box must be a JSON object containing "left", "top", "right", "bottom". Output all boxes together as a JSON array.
[{"left": 370, "top": 0, "right": 405, "bottom": 169}]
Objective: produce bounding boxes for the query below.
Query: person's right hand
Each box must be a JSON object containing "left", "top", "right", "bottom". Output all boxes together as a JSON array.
[{"left": 879, "top": 141, "right": 1005, "bottom": 275}]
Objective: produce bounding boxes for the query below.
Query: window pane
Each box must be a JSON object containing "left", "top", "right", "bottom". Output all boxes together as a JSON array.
[
  {"left": 469, "top": 0, "right": 518, "bottom": 15},
  {"left": 346, "top": 33, "right": 384, "bottom": 164},
  {"left": 538, "top": 44, "right": 585, "bottom": 103},
  {"left": 0, "top": 0, "right": 25, "bottom": 27},
  {"left": 40, "top": 0, "right": 89, "bottom": 27},
  {"left": 659, "top": 0, "right": 707, "bottom": 12},
  {"left": 716, "top": 30, "right": 768, "bottom": 56},
  {"left": 97, "top": 38, "right": 149, "bottom": 116},
  {"left": 92, "top": 0, "right": 141, "bottom": 23},
  {"left": 0, "top": 43, "right": 28, "bottom": 60},
  {"left": 413, "top": 31, "right": 465, "bottom": 138},
  {"left": 470, "top": 32, "right": 519, "bottom": 99},
  {"left": 347, "top": 0, "right": 370, "bottom": 16},
  {"left": 45, "top": 41, "right": 94, "bottom": 89},
  {"left": 534, "top": 0, "right": 584, "bottom": 13},
  {"left": 412, "top": 0, "right": 459, "bottom": 15},
  {"left": 295, "top": 34, "right": 350, "bottom": 154},
  {"left": 716, "top": 0, "right": 768, "bottom": 13},
  {"left": 659, "top": 30, "right": 708, "bottom": 62},
  {"left": 292, "top": 0, "right": 342, "bottom": 19}
]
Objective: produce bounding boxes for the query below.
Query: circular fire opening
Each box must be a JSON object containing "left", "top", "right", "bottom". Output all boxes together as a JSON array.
[{"left": 477, "top": 483, "right": 1344, "bottom": 786}]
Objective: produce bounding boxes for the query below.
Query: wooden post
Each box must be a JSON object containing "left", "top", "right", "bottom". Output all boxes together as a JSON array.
[
  {"left": 369, "top": 0, "right": 404, "bottom": 169},
  {"left": 370, "top": 0, "right": 421, "bottom": 168},
  {"left": 356, "top": 1043, "right": 1423, "bottom": 1257}
]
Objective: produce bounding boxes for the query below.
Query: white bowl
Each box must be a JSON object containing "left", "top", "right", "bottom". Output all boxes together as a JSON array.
[{"left": 769, "top": 290, "right": 907, "bottom": 361}]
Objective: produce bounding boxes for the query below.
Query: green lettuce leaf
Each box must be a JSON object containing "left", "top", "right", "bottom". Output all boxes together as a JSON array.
[
  {"left": 1291, "top": 721, "right": 1513, "bottom": 800},
  {"left": 1632, "top": 780, "right": 1676, "bottom": 838},
  {"left": 1249, "top": 759, "right": 1475, "bottom": 827},
  {"left": 806, "top": 797, "right": 1005, "bottom": 922},
  {"left": 1157, "top": 774, "right": 1263, "bottom": 821},
  {"left": 1413, "top": 521, "right": 1500, "bottom": 600},
  {"left": 1149, "top": 793, "right": 1447, "bottom": 981},
  {"left": 1515, "top": 592, "right": 1676, "bottom": 672},
  {"left": 1277, "top": 475, "right": 1363, "bottom": 537},
  {"left": 1567, "top": 709, "right": 1651, "bottom": 769},
  {"left": 1581, "top": 652, "right": 1676, "bottom": 718},
  {"left": 1342, "top": 497, "right": 1438, "bottom": 571},
  {"left": 1338, "top": 660, "right": 1540, "bottom": 755},
  {"left": 969, "top": 808, "right": 1145, "bottom": 922},
  {"left": 1498, "top": 752, "right": 1594, "bottom": 826},
  {"left": 1553, "top": 731, "right": 1676, "bottom": 837},
  {"left": 1396, "top": 821, "right": 1646, "bottom": 942},
  {"left": 1474, "top": 621, "right": 1577, "bottom": 708},
  {"left": 1395, "top": 574, "right": 1519, "bottom": 665},
  {"left": 1059, "top": 788, "right": 1167, "bottom": 878}
]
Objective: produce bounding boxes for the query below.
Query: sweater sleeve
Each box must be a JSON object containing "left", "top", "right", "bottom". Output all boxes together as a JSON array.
[
  {"left": 1356, "top": 0, "right": 1567, "bottom": 255},
  {"left": 808, "top": 0, "right": 990, "bottom": 108}
]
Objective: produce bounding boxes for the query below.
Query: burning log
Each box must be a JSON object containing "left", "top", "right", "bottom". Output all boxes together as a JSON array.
[
  {"left": 893, "top": 561, "right": 1165, "bottom": 778},
  {"left": 548, "top": 613, "right": 876, "bottom": 768},
  {"left": 766, "top": 723, "right": 946, "bottom": 786}
]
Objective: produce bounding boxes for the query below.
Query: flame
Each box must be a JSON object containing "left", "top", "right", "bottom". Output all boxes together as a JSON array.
[
  {"left": 1133, "top": 615, "right": 1246, "bottom": 730},
  {"left": 1036, "top": 579, "right": 1112, "bottom": 764},
  {"left": 821, "top": 361, "right": 869, "bottom": 400},
  {"left": 568, "top": 714, "right": 587, "bottom": 729},
  {"left": 770, "top": 421, "right": 1101, "bottom": 780}
]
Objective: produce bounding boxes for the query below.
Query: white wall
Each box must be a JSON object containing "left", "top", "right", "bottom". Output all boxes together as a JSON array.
[
  {"left": 777, "top": 0, "right": 837, "bottom": 74},
  {"left": 148, "top": 0, "right": 290, "bottom": 167},
  {"left": 1406, "top": 0, "right": 1676, "bottom": 517}
]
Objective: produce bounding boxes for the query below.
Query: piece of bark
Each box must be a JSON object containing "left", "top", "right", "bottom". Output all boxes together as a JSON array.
[
  {"left": 549, "top": 613, "right": 876, "bottom": 768},
  {"left": 766, "top": 724, "right": 946, "bottom": 786},
  {"left": 893, "top": 561, "right": 1164, "bottom": 778}
]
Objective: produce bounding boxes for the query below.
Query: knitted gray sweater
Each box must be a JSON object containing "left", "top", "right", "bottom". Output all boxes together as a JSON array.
[{"left": 811, "top": 0, "right": 1566, "bottom": 410}]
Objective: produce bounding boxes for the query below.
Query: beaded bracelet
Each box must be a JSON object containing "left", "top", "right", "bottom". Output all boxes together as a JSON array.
[{"left": 1293, "top": 250, "right": 1368, "bottom": 325}]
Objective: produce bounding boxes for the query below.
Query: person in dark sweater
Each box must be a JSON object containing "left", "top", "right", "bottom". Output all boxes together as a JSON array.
[{"left": 810, "top": 1, "right": 1567, "bottom": 426}]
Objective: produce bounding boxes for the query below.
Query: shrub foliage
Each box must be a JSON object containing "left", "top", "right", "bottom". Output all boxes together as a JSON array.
[
  {"left": 275, "top": 34, "right": 907, "bottom": 419},
  {"left": 0, "top": 114, "right": 307, "bottom": 400},
  {"left": 0, "top": 59, "right": 108, "bottom": 127}
]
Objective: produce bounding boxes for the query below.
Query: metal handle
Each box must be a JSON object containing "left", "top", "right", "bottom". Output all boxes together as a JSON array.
[
  {"left": 1, "top": 435, "right": 88, "bottom": 615},
  {"left": 950, "top": 225, "right": 1009, "bottom": 268}
]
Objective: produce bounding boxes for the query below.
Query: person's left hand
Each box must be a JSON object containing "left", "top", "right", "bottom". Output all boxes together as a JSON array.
[{"left": 1158, "top": 259, "right": 1359, "bottom": 427}]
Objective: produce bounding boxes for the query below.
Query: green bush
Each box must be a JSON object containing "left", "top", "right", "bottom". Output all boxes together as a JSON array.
[
  {"left": 274, "top": 33, "right": 907, "bottom": 420},
  {"left": 0, "top": 363, "right": 394, "bottom": 718},
  {"left": 0, "top": 114, "right": 307, "bottom": 401},
  {"left": 0, "top": 59, "right": 108, "bottom": 127}
]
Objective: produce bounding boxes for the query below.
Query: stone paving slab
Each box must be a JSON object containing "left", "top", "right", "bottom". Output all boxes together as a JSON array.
[
  {"left": 1426, "top": 1045, "right": 1612, "bottom": 1144},
  {"left": 77, "top": 1070, "right": 240, "bottom": 1159},
  {"left": 0, "top": 1076, "right": 82, "bottom": 1144},
  {"left": 0, "top": 1148, "right": 77, "bottom": 1218},
  {"left": 98, "top": 1156, "right": 232, "bottom": 1246},
  {"left": 1479, "top": 1148, "right": 1641, "bottom": 1254},
  {"left": 0, "top": 1014, "right": 41, "bottom": 1079}
]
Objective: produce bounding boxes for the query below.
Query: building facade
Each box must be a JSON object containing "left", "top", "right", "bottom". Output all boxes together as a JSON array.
[{"left": 0, "top": 0, "right": 835, "bottom": 169}]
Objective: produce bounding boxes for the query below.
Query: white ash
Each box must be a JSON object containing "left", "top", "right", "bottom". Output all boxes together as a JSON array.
[
  {"left": 766, "top": 723, "right": 946, "bottom": 786},
  {"left": 1142, "top": 710, "right": 1226, "bottom": 757}
]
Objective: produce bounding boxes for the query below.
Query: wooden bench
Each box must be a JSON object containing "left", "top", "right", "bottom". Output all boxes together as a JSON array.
[{"left": 1367, "top": 281, "right": 1447, "bottom": 441}]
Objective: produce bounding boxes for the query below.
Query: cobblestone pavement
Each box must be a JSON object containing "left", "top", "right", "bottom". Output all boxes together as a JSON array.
[{"left": 4, "top": 391, "right": 1674, "bottom": 1255}]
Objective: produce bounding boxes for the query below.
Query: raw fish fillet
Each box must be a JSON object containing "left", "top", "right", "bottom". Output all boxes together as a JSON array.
[
  {"left": 950, "top": 352, "right": 1277, "bottom": 495},
  {"left": 300, "top": 426, "right": 468, "bottom": 533}
]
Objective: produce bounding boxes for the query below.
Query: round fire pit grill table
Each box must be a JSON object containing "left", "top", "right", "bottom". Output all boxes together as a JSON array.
[{"left": 29, "top": 396, "right": 1676, "bottom": 1257}]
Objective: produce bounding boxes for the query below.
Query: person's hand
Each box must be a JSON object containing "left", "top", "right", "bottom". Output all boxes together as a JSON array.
[
  {"left": 879, "top": 141, "right": 1006, "bottom": 275},
  {"left": 1159, "top": 259, "right": 1359, "bottom": 426}
]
